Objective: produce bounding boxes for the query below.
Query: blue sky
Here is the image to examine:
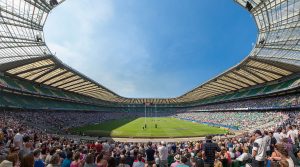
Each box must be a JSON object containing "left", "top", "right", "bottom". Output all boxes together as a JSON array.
[{"left": 44, "top": 0, "right": 257, "bottom": 98}]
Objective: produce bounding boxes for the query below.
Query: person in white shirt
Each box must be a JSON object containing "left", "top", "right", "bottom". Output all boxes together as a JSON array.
[
  {"left": 280, "top": 129, "right": 288, "bottom": 142},
  {"left": 287, "top": 126, "right": 296, "bottom": 144},
  {"left": 13, "top": 128, "right": 24, "bottom": 150},
  {"left": 292, "top": 125, "right": 299, "bottom": 144},
  {"left": 252, "top": 130, "right": 267, "bottom": 167},
  {"left": 158, "top": 141, "right": 168, "bottom": 167},
  {"left": 273, "top": 128, "right": 282, "bottom": 143}
]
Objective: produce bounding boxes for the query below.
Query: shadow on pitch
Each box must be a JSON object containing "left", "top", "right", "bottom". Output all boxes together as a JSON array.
[{"left": 74, "top": 116, "right": 139, "bottom": 137}]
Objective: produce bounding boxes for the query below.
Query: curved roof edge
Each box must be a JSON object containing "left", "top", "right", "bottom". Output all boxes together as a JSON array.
[{"left": 0, "top": 0, "right": 299, "bottom": 104}]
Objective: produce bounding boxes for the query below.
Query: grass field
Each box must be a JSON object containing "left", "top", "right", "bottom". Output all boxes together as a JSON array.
[{"left": 72, "top": 117, "right": 227, "bottom": 138}]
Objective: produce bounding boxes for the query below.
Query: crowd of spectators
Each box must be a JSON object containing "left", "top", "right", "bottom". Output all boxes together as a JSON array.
[
  {"left": 0, "top": 110, "right": 299, "bottom": 167},
  {"left": 174, "top": 112, "right": 290, "bottom": 131},
  {"left": 0, "top": 111, "right": 146, "bottom": 134},
  {"left": 188, "top": 94, "right": 300, "bottom": 111}
]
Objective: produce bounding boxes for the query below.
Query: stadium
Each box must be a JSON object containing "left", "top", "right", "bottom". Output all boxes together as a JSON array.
[{"left": 0, "top": 0, "right": 300, "bottom": 167}]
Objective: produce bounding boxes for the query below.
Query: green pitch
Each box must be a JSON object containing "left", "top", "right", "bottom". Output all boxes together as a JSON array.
[{"left": 72, "top": 117, "right": 227, "bottom": 138}]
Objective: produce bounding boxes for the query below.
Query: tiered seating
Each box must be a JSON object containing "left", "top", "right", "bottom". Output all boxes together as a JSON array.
[
  {"left": 0, "top": 74, "right": 299, "bottom": 110},
  {"left": 189, "top": 77, "right": 300, "bottom": 106},
  {"left": 0, "top": 75, "right": 108, "bottom": 106},
  {"left": 0, "top": 90, "right": 107, "bottom": 111}
]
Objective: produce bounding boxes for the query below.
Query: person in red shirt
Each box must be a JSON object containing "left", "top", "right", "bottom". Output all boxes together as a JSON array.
[{"left": 95, "top": 141, "right": 103, "bottom": 153}]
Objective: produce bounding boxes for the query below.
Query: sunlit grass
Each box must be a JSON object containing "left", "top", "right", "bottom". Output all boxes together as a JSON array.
[{"left": 72, "top": 117, "right": 227, "bottom": 138}]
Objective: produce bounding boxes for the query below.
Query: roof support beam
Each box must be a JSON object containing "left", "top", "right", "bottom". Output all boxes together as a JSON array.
[
  {"left": 65, "top": 82, "right": 93, "bottom": 91},
  {"left": 248, "top": 68, "right": 278, "bottom": 80},
  {"left": 72, "top": 86, "right": 99, "bottom": 93},
  {"left": 0, "top": 8, "right": 45, "bottom": 28},
  {"left": 40, "top": 70, "right": 69, "bottom": 84},
  {"left": 70, "top": 87, "right": 99, "bottom": 94},
  {"left": 216, "top": 78, "right": 243, "bottom": 90},
  {"left": 204, "top": 83, "right": 232, "bottom": 92},
  {"left": 0, "top": 43, "right": 46, "bottom": 50},
  {"left": 215, "top": 78, "right": 241, "bottom": 90},
  {"left": 245, "top": 65, "right": 285, "bottom": 77},
  {"left": 223, "top": 75, "right": 250, "bottom": 88},
  {"left": 23, "top": 67, "right": 53, "bottom": 79},
  {"left": 249, "top": 57, "right": 299, "bottom": 72},
  {"left": 54, "top": 77, "right": 82, "bottom": 88},
  {"left": 231, "top": 71, "right": 255, "bottom": 86},
  {"left": 242, "top": 67, "right": 269, "bottom": 82},
  {"left": 12, "top": 64, "right": 55, "bottom": 76},
  {"left": 32, "top": 67, "right": 59, "bottom": 82},
  {"left": 61, "top": 80, "right": 87, "bottom": 90},
  {"left": 190, "top": 88, "right": 221, "bottom": 97},
  {"left": 0, "top": 56, "right": 52, "bottom": 72},
  {"left": 189, "top": 85, "right": 224, "bottom": 98},
  {"left": 234, "top": 70, "right": 261, "bottom": 84},
  {"left": 49, "top": 74, "right": 75, "bottom": 86}
]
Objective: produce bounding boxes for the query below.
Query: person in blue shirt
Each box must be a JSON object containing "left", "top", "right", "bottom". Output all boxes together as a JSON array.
[
  {"left": 62, "top": 151, "right": 73, "bottom": 167},
  {"left": 33, "top": 149, "right": 44, "bottom": 167}
]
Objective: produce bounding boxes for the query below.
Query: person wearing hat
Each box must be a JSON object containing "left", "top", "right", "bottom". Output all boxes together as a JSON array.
[
  {"left": 252, "top": 130, "right": 267, "bottom": 167},
  {"left": 170, "top": 154, "right": 181, "bottom": 167},
  {"left": 202, "top": 135, "right": 221, "bottom": 167},
  {"left": 176, "top": 156, "right": 189, "bottom": 167}
]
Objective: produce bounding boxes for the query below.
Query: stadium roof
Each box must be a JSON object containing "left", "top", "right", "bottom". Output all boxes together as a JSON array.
[{"left": 0, "top": 0, "right": 300, "bottom": 104}]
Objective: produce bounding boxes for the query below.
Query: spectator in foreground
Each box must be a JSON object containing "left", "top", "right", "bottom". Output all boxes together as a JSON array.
[
  {"left": 84, "top": 153, "right": 96, "bottom": 167},
  {"left": 47, "top": 154, "right": 60, "bottom": 167},
  {"left": 176, "top": 156, "right": 189, "bottom": 167},
  {"left": 61, "top": 151, "right": 72, "bottom": 167},
  {"left": 33, "top": 149, "right": 44, "bottom": 167},
  {"left": 195, "top": 152, "right": 204, "bottom": 167},
  {"left": 96, "top": 152, "right": 107, "bottom": 167},
  {"left": 118, "top": 157, "right": 130, "bottom": 167},
  {"left": 132, "top": 154, "right": 145, "bottom": 167},
  {"left": 146, "top": 142, "right": 155, "bottom": 167},
  {"left": 158, "top": 141, "right": 168, "bottom": 167},
  {"left": 279, "top": 160, "right": 289, "bottom": 167},
  {"left": 276, "top": 144, "right": 294, "bottom": 167},
  {"left": 107, "top": 157, "right": 116, "bottom": 167},
  {"left": 70, "top": 153, "right": 81, "bottom": 167},
  {"left": 252, "top": 130, "right": 266, "bottom": 167},
  {"left": 202, "top": 135, "right": 221, "bottom": 167},
  {"left": 21, "top": 153, "right": 34, "bottom": 167},
  {"left": 171, "top": 154, "right": 181, "bottom": 167},
  {"left": 236, "top": 147, "right": 251, "bottom": 162},
  {"left": 214, "top": 153, "right": 222, "bottom": 167}
]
